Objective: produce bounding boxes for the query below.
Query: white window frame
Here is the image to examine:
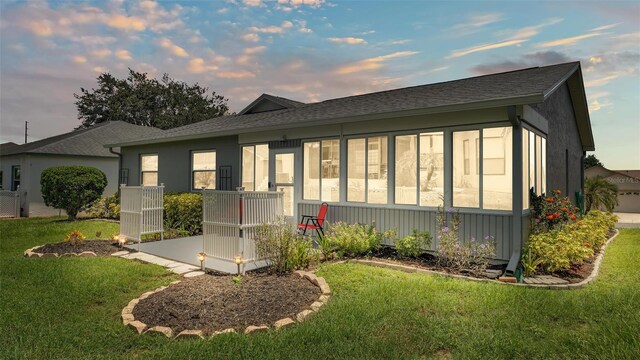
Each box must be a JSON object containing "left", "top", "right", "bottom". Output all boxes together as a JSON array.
[
  {"left": 345, "top": 135, "right": 389, "bottom": 204},
  {"left": 303, "top": 138, "right": 340, "bottom": 202},
  {"left": 191, "top": 150, "right": 216, "bottom": 190},
  {"left": 140, "top": 154, "right": 158, "bottom": 186},
  {"left": 241, "top": 144, "right": 269, "bottom": 191}
]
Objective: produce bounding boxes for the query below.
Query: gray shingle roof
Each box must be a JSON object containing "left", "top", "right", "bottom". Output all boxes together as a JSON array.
[
  {"left": 2, "top": 122, "right": 164, "bottom": 157},
  {"left": 108, "top": 62, "right": 582, "bottom": 147}
]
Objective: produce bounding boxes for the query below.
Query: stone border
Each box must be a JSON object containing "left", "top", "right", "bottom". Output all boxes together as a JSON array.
[
  {"left": 122, "top": 270, "right": 331, "bottom": 338},
  {"left": 348, "top": 229, "right": 620, "bottom": 290},
  {"left": 24, "top": 245, "right": 97, "bottom": 258}
]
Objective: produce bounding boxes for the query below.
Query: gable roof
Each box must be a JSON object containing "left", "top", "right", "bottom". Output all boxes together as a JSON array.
[
  {"left": 2, "top": 121, "right": 164, "bottom": 158},
  {"left": 238, "top": 93, "right": 305, "bottom": 115},
  {"left": 585, "top": 165, "right": 640, "bottom": 181},
  {"left": 107, "top": 62, "right": 593, "bottom": 149},
  {"left": 0, "top": 142, "right": 19, "bottom": 155}
]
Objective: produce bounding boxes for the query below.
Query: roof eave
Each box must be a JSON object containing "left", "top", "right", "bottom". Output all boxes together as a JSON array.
[{"left": 105, "top": 94, "right": 544, "bottom": 148}]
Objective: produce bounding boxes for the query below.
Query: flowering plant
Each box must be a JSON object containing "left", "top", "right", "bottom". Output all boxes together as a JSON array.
[{"left": 530, "top": 189, "right": 580, "bottom": 234}]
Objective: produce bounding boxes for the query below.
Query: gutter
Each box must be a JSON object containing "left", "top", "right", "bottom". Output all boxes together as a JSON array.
[{"left": 505, "top": 105, "right": 522, "bottom": 276}]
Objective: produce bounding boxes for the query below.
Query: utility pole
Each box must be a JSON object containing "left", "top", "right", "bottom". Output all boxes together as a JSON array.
[{"left": 24, "top": 121, "right": 28, "bottom": 144}]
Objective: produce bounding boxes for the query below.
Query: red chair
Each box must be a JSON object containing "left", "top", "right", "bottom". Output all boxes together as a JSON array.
[{"left": 298, "top": 202, "right": 328, "bottom": 237}]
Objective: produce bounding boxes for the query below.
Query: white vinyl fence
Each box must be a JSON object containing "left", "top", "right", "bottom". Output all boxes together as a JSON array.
[
  {"left": 203, "top": 190, "right": 283, "bottom": 267},
  {"left": 0, "top": 188, "right": 20, "bottom": 218},
  {"left": 120, "top": 184, "right": 164, "bottom": 244}
]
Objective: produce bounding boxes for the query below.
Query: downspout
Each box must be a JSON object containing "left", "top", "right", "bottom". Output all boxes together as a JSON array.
[
  {"left": 109, "top": 147, "right": 123, "bottom": 197},
  {"left": 505, "top": 105, "right": 522, "bottom": 276}
]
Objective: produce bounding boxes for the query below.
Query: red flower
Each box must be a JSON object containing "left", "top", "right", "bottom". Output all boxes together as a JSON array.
[
  {"left": 578, "top": 221, "right": 583, "bottom": 226},
  {"left": 546, "top": 197, "right": 554, "bottom": 203},
  {"left": 561, "top": 207, "right": 569, "bottom": 212},
  {"left": 546, "top": 214, "right": 554, "bottom": 220},
  {"left": 584, "top": 242, "right": 590, "bottom": 248},
  {"left": 555, "top": 189, "right": 562, "bottom": 195},
  {"left": 570, "top": 214, "right": 577, "bottom": 220}
]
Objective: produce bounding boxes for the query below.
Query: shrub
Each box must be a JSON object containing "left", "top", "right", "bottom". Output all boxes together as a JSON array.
[
  {"left": 163, "top": 193, "right": 203, "bottom": 236},
  {"left": 321, "top": 222, "right": 397, "bottom": 259},
  {"left": 40, "top": 166, "right": 108, "bottom": 220},
  {"left": 254, "top": 219, "right": 317, "bottom": 273},
  {"left": 584, "top": 176, "right": 618, "bottom": 213},
  {"left": 435, "top": 206, "right": 496, "bottom": 275},
  {"left": 395, "top": 229, "right": 432, "bottom": 258},
  {"left": 530, "top": 189, "right": 580, "bottom": 234},
  {"left": 66, "top": 229, "right": 86, "bottom": 246},
  {"left": 524, "top": 210, "right": 617, "bottom": 273},
  {"left": 87, "top": 192, "right": 120, "bottom": 219}
]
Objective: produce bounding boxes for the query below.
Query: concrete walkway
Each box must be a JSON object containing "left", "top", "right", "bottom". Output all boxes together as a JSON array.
[
  {"left": 112, "top": 249, "right": 204, "bottom": 277},
  {"left": 615, "top": 212, "right": 640, "bottom": 228}
]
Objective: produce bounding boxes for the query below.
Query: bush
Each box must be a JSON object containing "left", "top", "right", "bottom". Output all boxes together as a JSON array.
[
  {"left": 163, "top": 193, "right": 203, "bottom": 236},
  {"left": 66, "top": 229, "right": 86, "bottom": 246},
  {"left": 41, "top": 166, "right": 108, "bottom": 220},
  {"left": 435, "top": 206, "right": 496, "bottom": 275},
  {"left": 395, "top": 229, "right": 432, "bottom": 258},
  {"left": 254, "top": 219, "right": 317, "bottom": 273},
  {"left": 530, "top": 189, "right": 580, "bottom": 234},
  {"left": 525, "top": 210, "right": 617, "bottom": 273},
  {"left": 320, "top": 222, "right": 397, "bottom": 259},
  {"left": 585, "top": 176, "right": 618, "bottom": 213},
  {"left": 87, "top": 192, "right": 120, "bottom": 219}
]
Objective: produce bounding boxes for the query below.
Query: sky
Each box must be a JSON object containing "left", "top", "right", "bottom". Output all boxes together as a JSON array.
[{"left": 0, "top": 0, "right": 639, "bottom": 169}]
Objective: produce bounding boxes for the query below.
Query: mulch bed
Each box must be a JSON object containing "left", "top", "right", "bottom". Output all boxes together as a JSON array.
[
  {"left": 36, "top": 240, "right": 121, "bottom": 256},
  {"left": 133, "top": 273, "right": 321, "bottom": 335},
  {"left": 367, "top": 246, "right": 505, "bottom": 279}
]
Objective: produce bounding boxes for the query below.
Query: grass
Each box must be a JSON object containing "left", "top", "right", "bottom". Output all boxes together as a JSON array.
[{"left": 1, "top": 217, "right": 639, "bottom": 359}]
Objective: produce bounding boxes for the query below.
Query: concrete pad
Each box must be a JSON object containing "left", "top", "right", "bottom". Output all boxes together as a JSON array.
[
  {"left": 183, "top": 271, "right": 205, "bottom": 278},
  {"left": 146, "top": 257, "right": 174, "bottom": 266},
  {"left": 171, "top": 265, "right": 199, "bottom": 274},
  {"left": 111, "top": 251, "right": 130, "bottom": 257},
  {"left": 165, "top": 262, "right": 184, "bottom": 268}
]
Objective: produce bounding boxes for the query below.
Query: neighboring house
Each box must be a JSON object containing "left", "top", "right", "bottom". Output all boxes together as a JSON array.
[
  {"left": 585, "top": 165, "right": 640, "bottom": 213},
  {"left": 0, "top": 121, "right": 163, "bottom": 217},
  {"left": 107, "top": 62, "right": 594, "bottom": 267}
]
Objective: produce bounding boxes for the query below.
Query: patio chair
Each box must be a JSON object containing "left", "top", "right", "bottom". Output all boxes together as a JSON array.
[{"left": 298, "top": 202, "right": 328, "bottom": 238}]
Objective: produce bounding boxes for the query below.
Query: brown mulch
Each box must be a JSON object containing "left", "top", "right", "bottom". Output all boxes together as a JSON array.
[
  {"left": 133, "top": 273, "right": 321, "bottom": 334},
  {"left": 36, "top": 240, "right": 121, "bottom": 256},
  {"left": 367, "top": 246, "right": 505, "bottom": 279}
]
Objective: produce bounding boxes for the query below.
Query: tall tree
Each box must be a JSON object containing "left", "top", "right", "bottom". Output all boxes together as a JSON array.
[
  {"left": 584, "top": 154, "right": 603, "bottom": 169},
  {"left": 74, "top": 69, "right": 229, "bottom": 130},
  {"left": 584, "top": 176, "right": 618, "bottom": 213}
]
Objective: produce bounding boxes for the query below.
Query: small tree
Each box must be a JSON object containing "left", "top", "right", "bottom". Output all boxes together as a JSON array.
[
  {"left": 584, "top": 154, "right": 603, "bottom": 169},
  {"left": 584, "top": 176, "right": 618, "bottom": 213},
  {"left": 41, "top": 166, "right": 108, "bottom": 220}
]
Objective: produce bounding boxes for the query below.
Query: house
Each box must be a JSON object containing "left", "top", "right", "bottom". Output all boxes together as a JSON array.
[
  {"left": 585, "top": 165, "right": 640, "bottom": 213},
  {"left": 107, "top": 62, "right": 594, "bottom": 268},
  {"left": 0, "top": 121, "right": 163, "bottom": 217}
]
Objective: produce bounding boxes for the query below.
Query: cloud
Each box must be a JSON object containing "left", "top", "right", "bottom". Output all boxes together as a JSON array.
[
  {"left": 242, "top": 0, "right": 263, "bottom": 7},
  {"left": 71, "top": 55, "right": 88, "bottom": 64},
  {"left": 277, "top": 0, "right": 326, "bottom": 8},
  {"left": 244, "top": 46, "right": 266, "bottom": 54},
  {"left": 295, "top": 20, "right": 312, "bottom": 33},
  {"left": 335, "top": 51, "right": 419, "bottom": 75},
  {"left": 90, "top": 49, "right": 112, "bottom": 58},
  {"left": 93, "top": 66, "right": 107, "bottom": 73},
  {"left": 328, "top": 37, "right": 367, "bottom": 45},
  {"left": 105, "top": 15, "right": 146, "bottom": 31},
  {"left": 27, "top": 20, "right": 54, "bottom": 37},
  {"left": 115, "top": 49, "right": 132, "bottom": 60},
  {"left": 159, "top": 38, "right": 189, "bottom": 57},
  {"left": 216, "top": 70, "right": 256, "bottom": 79},
  {"left": 187, "top": 58, "right": 218, "bottom": 73},
  {"left": 470, "top": 51, "right": 572, "bottom": 74},
  {"left": 448, "top": 39, "right": 526, "bottom": 58},
  {"left": 447, "top": 13, "right": 503, "bottom": 36},
  {"left": 217, "top": 8, "right": 229, "bottom": 14},
  {"left": 589, "top": 23, "right": 621, "bottom": 32},
  {"left": 242, "top": 33, "right": 260, "bottom": 42},
  {"left": 536, "top": 33, "right": 602, "bottom": 48},
  {"left": 502, "top": 17, "right": 563, "bottom": 41}
]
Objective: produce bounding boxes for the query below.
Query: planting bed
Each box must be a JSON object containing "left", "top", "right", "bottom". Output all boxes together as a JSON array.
[
  {"left": 132, "top": 272, "right": 322, "bottom": 335},
  {"left": 32, "top": 240, "right": 121, "bottom": 256}
]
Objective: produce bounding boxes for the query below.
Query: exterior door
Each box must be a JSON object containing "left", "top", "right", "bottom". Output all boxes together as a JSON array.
[{"left": 269, "top": 149, "right": 299, "bottom": 221}]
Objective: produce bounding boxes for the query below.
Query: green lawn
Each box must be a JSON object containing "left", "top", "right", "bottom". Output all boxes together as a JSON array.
[{"left": 1, "top": 217, "right": 639, "bottom": 359}]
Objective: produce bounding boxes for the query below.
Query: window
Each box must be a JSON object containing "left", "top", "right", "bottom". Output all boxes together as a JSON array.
[
  {"left": 522, "top": 128, "right": 529, "bottom": 209},
  {"left": 529, "top": 131, "right": 535, "bottom": 194},
  {"left": 192, "top": 151, "right": 216, "bottom": 189},
  {"left": 140, "top": 154, "right": 158, "bottom": 186},
  {"left": 453, "top": 130, "right": 480, "bottom": 208},
  {"left": 11, "top": 166, "right": 21, "bottom": 191},
  {"left": 419, "top": 132, "right": 444, "bottom": 206},
  {"left": 303, "top": 139, "right": 340, "bottom": 202},
  {"left": 0, "top": 170, "right": 3, "bottom": 189},
  {"left": 242, "top": 144, "right": 269, "bottom": 191},
  {"left": 483, "top": 127, "right": 512, "bottom": 210},
  {"left": 395, "top": 135, "right": 417, "bottom": 204},
  {"left": 347, "top": 136, "right": 388, "bottom": 204},
  {"left": 541, "top": 137, "right": 546, "bottom": 194},
  {"left": 536, "top": 135, "right": 542, "bottom": 194}
]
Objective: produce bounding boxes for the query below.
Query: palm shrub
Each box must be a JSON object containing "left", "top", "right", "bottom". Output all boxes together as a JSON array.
[
  {"left": 321, "top": 222, "right": 397, "bottom": 258},
  {"left": 40, "top": 166, "right": 108, "bottom": 220},
  {"left": 584, "top": 176, "right": 618, "bottom": 213}
]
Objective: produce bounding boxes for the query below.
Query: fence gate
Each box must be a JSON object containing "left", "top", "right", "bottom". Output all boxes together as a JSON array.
[
  {"left": 0, "top": 188, "right": 20, "bottom": 218},
  {"left": 120, "top": 184, "right": 164, "bottom": 246},
  {"left": 202, "top": 190, "right": 283, "bottom": 272}
]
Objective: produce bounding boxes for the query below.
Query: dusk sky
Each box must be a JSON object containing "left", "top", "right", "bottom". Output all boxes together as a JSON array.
[{"left": 1, "top": 0, "right": 638, "bottom": 168}]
